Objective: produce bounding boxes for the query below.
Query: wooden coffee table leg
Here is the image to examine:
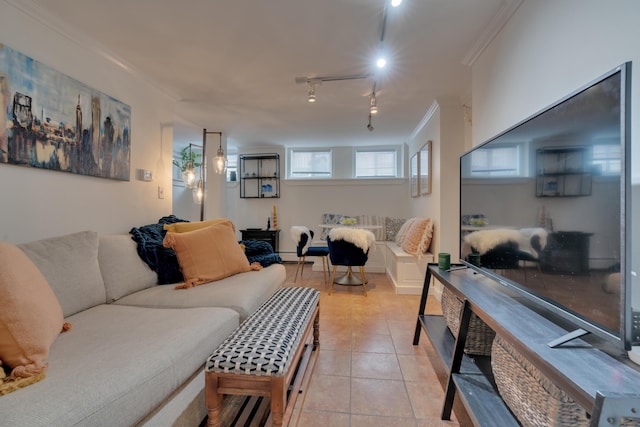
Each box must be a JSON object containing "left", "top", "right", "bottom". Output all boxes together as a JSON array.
[
  {"left": 205, "top": 373, "right": 223, "bottom": 427},
  {"left": 313, "top": 309, "right": 320, "bottom": 350},
  {"left": 270, "top": 376, "right": 286, "bottom": 427}
]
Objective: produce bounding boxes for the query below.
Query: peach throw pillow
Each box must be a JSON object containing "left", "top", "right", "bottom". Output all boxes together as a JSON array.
[
  {"left": 163, "top": 221, "right": 257, "bottom": 289},
  {"left": 0, "top": 243, "right": 68, "bottom": 380},
  {"left": 394, "top": 218, "right": 416, "bottom": 245},
  {"left": 401, "top": 218, "right": 434, "bottom": 256},
  {"left": 163, "top": 218, "right": 232, "bottom": 233}
]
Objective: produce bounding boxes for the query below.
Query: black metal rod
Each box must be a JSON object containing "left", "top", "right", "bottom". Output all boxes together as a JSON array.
[{"left": 200, "top": 129, "right": 222, "bottom": 221}]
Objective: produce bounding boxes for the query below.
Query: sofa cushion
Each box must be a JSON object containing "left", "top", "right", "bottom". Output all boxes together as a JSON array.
[
  {"left": 163, "top": 221, "right": 252, "bottom": 288},
  {"left": 320, "top": 213, "right": 352, "bottom": 239},
  {"left": 114, "top": 264, "right": 286, "bottom": 322},
  {"left": 394, "top": 218, "right": 416, "bottom": 245},
  {"left": 99, "top": 235, "right": 158, "bottom": 302},
  {"left": 385, "top": 217, "right": 406, "bottom": 241},
  {"left": 355, "top": 215, "right": 386, "bottom": 241},
  {"left": 401, "top": 218, "right": 434, "bottom": 255},
  {"left": 18, "top": 231, "right": 106, "bottom": 317},
  {"left": 0, "top": 243, "right": 65, "bottom": 380},
  {"left": 0, "top": 304, "right": 239, "bottom": 426}
]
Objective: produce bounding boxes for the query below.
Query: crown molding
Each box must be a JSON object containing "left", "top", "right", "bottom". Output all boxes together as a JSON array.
[
  {"left": 461, "top": 0, "right": 525, "bottom": 67},
  {"left": 4, "top": 0, "right": 178, "bottom": 101},
  {"left": 409, "top": 100, "right": 440, "bottom": 142}
]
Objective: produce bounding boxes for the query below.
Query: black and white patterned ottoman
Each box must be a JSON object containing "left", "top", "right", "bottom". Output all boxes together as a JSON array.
[{"left": 205, "top": 287, "right": 320, "bottom": 427}]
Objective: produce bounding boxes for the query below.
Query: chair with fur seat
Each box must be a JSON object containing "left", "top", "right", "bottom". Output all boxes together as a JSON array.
[
  {"left": 290, "top": 226, "right": 330, "bottom": 285},
  {"left": 326, "top": 227, "right": 376, "bottom": 296},
  {"left": 465, "top": 228, "right": 547, "bottom": 285}
]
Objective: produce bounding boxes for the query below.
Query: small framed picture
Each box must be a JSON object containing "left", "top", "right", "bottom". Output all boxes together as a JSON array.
[
  {"left": 420, "top": 141, "right": 432, "bottom": 195},
  {"left": 410, "top": 153, "right": 420, "bottom": 197}
]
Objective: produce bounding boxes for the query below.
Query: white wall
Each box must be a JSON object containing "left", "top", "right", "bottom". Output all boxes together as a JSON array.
[
  {"left": 473, "top": 0, "right": 640, "bottom": 176},
  {"left": 471, "top": 1, "right": 640, "bottom": 307},
  {"left": 224, "top": 145, "right": 411, "bottom": 257},
  {"left": 406, "top": 99, "right": 467, "bottom": 259},
  {"left": 0, "top": 1, "right": 175, "bottom": 243}
]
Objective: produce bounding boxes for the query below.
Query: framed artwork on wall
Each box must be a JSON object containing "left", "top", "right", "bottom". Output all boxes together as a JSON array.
[
  {"left": 410, "top": 152, "right": 419, "bottom": 197},
  {"left": 420, "top": 141, "right": 432, "bottom": 195},
  {"left": 0, "top": 43, "right": 131, "bottom": 180}
]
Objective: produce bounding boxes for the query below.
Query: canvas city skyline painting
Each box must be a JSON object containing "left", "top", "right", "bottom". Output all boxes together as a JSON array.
[{"left": 0, "top": 43, "right": 131, "bottom": 180}]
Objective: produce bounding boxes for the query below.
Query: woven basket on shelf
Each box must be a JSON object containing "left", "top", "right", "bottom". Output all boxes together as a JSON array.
[
  {"left": 491, "top": 334, "right": 592, "bottom": 427},
  {"left": 441, "top": 286, "right": 495, "bottom": 356}
]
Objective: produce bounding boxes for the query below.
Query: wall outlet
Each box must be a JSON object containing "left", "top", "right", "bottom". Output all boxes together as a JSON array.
[{"left": 158, "top": 186, "right": 164, "bottom": 199}]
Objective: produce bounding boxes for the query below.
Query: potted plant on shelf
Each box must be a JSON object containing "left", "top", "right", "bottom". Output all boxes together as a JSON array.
[{"left": 173, "top": 145, "right": 202, "bottom": 188}]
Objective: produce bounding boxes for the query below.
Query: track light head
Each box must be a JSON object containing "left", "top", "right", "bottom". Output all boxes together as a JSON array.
[
  {"left": 307, "top": 82, "right": 317, "bottom": 103},
  {"left": 367, "top": 114, "right": 374, "bottom": 132}
]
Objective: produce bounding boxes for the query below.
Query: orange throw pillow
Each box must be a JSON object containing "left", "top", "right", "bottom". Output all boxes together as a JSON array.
[
  {"left": 163, "top": 221, "right": 253, "bottom": 288},
  {"left": 0, "top": 243, "right": 67, "bottom": 380},
  {"left": 163, "top": 218, "right": 232, "bottom": 233},
  {"left": 401, "top": 218, "right": 434, "bottom": 255}
]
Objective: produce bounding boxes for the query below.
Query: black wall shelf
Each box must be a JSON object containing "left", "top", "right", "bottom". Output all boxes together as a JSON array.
[{"left": 239, "top": 154, "right": 280, "bottom": 199}]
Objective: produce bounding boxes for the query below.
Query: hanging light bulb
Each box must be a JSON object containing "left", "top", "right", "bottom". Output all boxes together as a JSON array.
[
  {"left": 182, "top": 144, "right": 197, "bottom": 188},
  {"left": 391, "top": 0, "right": 402, "bottom": 7},
  {"left": 214, "top": 140, "right": 228, "bottom": 175},
  {"left": 369, "top": 93, "right": 378, "bottom": 115},
  {"left": 192, "top": 179, "right": 204, "bottom": 204}
]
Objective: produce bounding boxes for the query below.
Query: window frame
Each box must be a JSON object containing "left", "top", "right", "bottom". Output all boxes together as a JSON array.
[
  {"left": 464, "top": 142, "right": 527, "bottom": 178},
  {"left": 353, "top": 146, "right": 399, "bottom": 179},
  {"left": 287, "top": 148, "right": 333, "bottom": 179}
]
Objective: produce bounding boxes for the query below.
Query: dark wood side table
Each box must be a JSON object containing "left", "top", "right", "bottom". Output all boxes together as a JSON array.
[
  {"left": 540, "top": 231, "right": 592, "bottom": 275},
  {"left": 240, "top": 229, "right": 280, "bottom": 253}
]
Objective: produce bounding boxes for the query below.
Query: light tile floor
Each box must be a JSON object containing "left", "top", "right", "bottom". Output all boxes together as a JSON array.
[{"left": 282, "top": 263, "right": 462, "bottom": 427}]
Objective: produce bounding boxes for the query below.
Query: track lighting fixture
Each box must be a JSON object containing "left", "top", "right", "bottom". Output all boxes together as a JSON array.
[
  {"left": 369, "top": 93, "right": 378, "bottom": 115},
  {"left": 307, "top": 82, "right": 316, "bottom": 103},
  {"left": 367, "top": 114, "right": 374, "bottom": 132}
]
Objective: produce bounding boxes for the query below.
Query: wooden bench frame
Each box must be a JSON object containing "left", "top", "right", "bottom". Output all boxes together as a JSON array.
[{"left": 205, "top": 303, "right": 320, "bottom": 427}]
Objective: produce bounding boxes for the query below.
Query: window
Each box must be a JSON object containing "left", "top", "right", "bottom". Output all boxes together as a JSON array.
[
  {"left": 469, "top": 145, "right": 521, "bottom": 177},
  {"left": 592, "top": 144, "right": 621, "bottom": 176},
  {"left": 355, "top": 149, "right": 397, "bottom": 178},
  {"left": 289, "top": 149, "right": 332, "bottom": 178}
]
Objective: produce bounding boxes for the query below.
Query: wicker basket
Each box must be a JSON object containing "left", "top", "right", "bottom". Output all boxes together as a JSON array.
[
  {"left": 491, "top": 334, "right": 591, "bottom": 427},
  {"left": 441, "top": 286, "right": 495, "bottom": 356}
]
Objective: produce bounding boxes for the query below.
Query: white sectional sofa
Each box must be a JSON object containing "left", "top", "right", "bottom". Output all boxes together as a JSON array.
[{"left": 0, "top": 230, "right": 285, "bottom": 426}]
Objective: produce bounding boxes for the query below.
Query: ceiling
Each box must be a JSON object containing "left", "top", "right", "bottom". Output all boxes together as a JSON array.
[{"left": 27, "top": 0, "right": 512, "bottom": 149}]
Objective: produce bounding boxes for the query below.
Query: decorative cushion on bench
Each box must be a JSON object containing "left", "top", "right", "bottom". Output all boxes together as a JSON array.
[{"left": 206, "top": 287, "right": 319, "bottom": 377}]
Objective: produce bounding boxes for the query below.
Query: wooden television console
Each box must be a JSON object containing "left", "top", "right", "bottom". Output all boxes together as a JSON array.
[{"left": 414, "top": 263, "right": 640, "bottom": 426}]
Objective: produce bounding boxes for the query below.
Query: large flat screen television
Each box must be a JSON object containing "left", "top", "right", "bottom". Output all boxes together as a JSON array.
[{"left": 459, "top": 62, "right": 632, "bottom": 351}]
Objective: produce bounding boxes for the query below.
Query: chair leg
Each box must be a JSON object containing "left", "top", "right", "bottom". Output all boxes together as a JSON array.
[
  {"left": 360, "top": 266, "right": 368, "bottom": 297},
  {"left": 329, "top": 266, "right": 338, "bottom": 295},
  {"left": 294, "top": 256, "right": 307, "bottom": 283},
  {"left": 321, "top": 256, "right": 328, "bottom": 286}
]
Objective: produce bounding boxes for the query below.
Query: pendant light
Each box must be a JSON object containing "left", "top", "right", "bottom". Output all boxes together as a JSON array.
[
  {"left": 214, "top": 139, "right": 228, "bottom": 175},
  {"left": 182, "top": 144, "right": 197, "bottom": 188},
  {"left": 193, "top": 178, "right": 204, "bottom": 205}
]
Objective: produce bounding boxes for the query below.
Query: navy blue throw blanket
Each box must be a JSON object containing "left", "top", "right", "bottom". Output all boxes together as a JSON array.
[
  {"left": 130, "top": 216, "right": 283, "bottom": 285},
  {"left": 241, "top": 240, "right": 282, "bottom": 268},
  {"left": 129, "top": 215, "right": 188, "bottom": 284}
]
